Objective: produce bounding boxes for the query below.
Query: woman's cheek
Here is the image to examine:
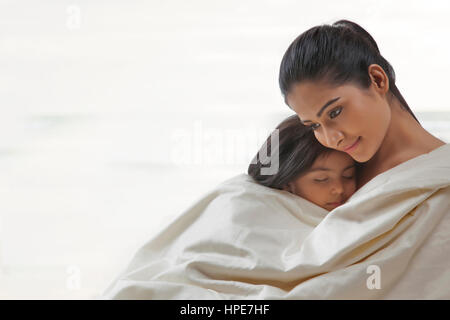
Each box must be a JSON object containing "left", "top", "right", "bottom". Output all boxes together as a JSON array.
[{"left": 314, "top": 132, "right": 327, "bottom": 148}]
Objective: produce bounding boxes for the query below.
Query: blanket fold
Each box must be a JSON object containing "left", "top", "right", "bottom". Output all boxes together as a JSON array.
[{"left": 102, "top": 143, "right": 450, "bottom": 299}]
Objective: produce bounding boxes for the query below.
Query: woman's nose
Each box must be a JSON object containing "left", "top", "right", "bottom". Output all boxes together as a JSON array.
[{"left": 321, "top": 127, "right": 344, "bottom": 149}]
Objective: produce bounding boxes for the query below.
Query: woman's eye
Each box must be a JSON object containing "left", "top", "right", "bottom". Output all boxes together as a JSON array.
[
  {"left": 314, "top": 178, "right": 328, "bottom": 182},
  {"left": 309, "top": 123, "right": 320, "bottom": 131},
  {"left": 329, "top": 106, "right": 342, "bottom": 119}
]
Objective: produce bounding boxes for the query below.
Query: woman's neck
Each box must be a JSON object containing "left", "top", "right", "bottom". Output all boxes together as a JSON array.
[{"left": 358, "top": 102, "right": 446, "bottom": 188}]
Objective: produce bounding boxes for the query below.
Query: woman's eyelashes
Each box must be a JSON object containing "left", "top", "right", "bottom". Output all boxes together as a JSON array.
[
  {"left": 308, "top": 106, "right": 342, "bottom": 131},
  {"left": 329, "top": 106, "right": 342, "bottom": 119}
]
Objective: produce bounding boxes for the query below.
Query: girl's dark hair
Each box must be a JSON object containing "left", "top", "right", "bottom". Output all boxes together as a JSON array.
[
  {"left": 279, "top": 19, "right": 420, "bottom": 123},
  {"left": 247, "top": 114, "right": 335, "bottom": 190}
]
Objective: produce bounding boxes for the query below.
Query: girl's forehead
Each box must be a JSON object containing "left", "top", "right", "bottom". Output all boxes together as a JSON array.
[{"left": 312, "top": 151, "right": 356, "bottom": 169}]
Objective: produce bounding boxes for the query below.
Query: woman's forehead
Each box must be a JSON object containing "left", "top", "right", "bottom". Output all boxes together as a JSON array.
[{"left": 287, "top": 82, "right": 357, "bottom": 115}]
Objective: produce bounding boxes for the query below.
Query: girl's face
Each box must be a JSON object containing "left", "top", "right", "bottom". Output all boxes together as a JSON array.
[
  {"left": 283, "top": 151, "right": 357, "bottom": 211},
  {"left": 286, "top": 65, "right": 392, "bottom": 163}
]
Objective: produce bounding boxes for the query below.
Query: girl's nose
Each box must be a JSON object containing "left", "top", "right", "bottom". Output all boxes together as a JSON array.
[{"left": 331, "top": 181, "right": 344, "bottom": 194}]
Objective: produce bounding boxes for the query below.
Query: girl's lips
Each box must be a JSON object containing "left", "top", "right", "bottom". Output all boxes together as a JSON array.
[{"left": 327, "top": 201, "right": 343, "bottom": 206}]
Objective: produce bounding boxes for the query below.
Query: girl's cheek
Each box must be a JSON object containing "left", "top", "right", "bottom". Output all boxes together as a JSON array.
[
  {"left": 346, "top": 180, "right": 357, "bottom": 193},
  {"left": 315, "top": 184, "right": 331, "bottom": 195}
]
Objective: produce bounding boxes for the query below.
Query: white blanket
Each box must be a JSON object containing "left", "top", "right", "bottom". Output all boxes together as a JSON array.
[{"left": 101, "top": 143, "right": 450, "bottom": 299}]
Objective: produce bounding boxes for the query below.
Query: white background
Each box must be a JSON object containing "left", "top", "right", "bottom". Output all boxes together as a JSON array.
[{"left": 1, "top": 0, "right": 450, "bottom": 299}]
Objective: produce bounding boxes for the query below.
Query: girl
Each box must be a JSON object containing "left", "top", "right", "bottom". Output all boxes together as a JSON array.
[{"left": 248, "top": 114, "right": 357, "bottom": 211}]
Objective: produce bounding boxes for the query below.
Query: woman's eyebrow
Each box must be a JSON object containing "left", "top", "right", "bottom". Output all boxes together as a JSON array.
[{"left": 301, "top": 97, "right": 341, "bottom": 123}]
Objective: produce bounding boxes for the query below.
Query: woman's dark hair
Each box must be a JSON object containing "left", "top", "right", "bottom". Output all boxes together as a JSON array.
[
  {"left": 279, "top": 19, "right": 420, "bottom": 123},
  {"left": 248, "top": 114, "right": 336, "bottom": 190}
]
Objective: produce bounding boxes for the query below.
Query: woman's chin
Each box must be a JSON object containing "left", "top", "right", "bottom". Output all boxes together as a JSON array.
[{"left": 349, "top": 137, "right": 376, "bottom": 163}]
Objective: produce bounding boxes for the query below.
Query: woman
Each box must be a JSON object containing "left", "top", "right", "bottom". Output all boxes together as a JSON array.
[{"left": 278, "top": 19, "right": 446, "bottom": 190}]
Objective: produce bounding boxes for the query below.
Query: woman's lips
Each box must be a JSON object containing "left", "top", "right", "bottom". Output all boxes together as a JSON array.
[{"left": 344, "top": 137, "right": 361, "bottom": 152}]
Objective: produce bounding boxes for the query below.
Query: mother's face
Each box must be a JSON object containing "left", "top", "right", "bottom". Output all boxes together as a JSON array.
[{"left": 286, "top": 75, "right": 391, "bottom": 163}]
